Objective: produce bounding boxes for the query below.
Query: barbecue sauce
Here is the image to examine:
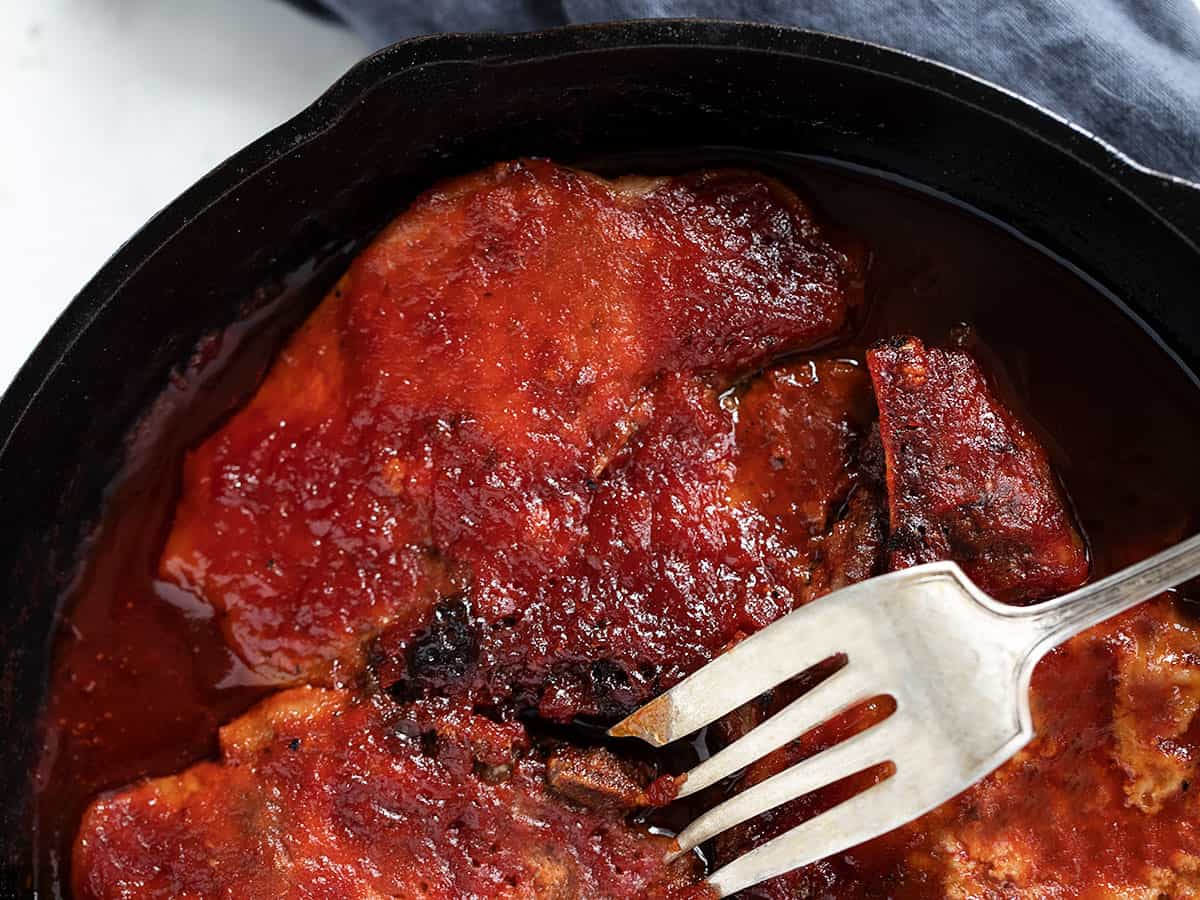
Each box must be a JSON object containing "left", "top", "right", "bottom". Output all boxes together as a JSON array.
[{"left": 35, "top": 154, "right": 1200, "bottom": 897}]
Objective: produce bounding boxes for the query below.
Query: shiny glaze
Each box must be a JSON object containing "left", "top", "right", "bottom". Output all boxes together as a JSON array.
[
  {"left": 38, "top": 154, "right": 1200, "bottom": 897},
  {"left": 868, "top": 336, "right": 1088, "bottom": 602},
  {"left": 73, "top": 688, "right": 700, "bottom": 899},
  {"left": 161, "top": 160, "right": 866, "bottom": 718}
]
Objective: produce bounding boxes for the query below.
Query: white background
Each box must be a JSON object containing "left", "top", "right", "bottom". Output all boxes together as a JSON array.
[{"left": 0, "top": 0, "right": 366, "bottom": 394}]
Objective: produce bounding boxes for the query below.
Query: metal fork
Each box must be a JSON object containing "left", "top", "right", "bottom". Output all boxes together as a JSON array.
[{"left": 610, "top": 534, "right": 1200, "bottom": 897}]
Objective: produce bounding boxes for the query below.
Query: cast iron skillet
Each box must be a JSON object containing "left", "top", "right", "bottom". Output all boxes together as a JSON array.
[{"left": 2, "top": 19, "right": 1199, "bottom": 892}]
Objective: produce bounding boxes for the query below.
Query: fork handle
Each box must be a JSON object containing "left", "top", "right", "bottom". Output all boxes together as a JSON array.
[{"left": 1017, "top": 532, "right": 1200, "bottom": 654}]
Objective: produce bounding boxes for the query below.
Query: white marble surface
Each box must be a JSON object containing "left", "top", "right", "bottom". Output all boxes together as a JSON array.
[{"left": 0, "top": 0, "right": 367, "bottom": 395}]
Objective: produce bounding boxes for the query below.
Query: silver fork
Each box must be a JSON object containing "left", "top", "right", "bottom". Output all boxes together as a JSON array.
[{"left": 610, "top": 534, "right": 1200, "bottom": 897}]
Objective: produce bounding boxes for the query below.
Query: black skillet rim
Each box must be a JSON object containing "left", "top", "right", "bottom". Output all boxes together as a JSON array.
[{"left": 2, "top": 18, "right": 1199, "bottom": 461}]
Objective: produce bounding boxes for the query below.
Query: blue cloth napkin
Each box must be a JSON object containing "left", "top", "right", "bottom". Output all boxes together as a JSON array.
[{"left": 313, "top": 0, "right": 1200, "bottom": 182}]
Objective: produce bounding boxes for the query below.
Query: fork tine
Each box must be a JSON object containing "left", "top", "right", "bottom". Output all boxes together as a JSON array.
[
  {"left": 673, "top": 664, "right": 877, "bottom": 799},
  {"left": 705, "top": 774, "right": 907, "bottom": 898},
  {"left": 608, "top": 598, "right": 860, "bottom": 746},
  {"left": 673, "top": 714, "right": 899, "bottom": 854}
]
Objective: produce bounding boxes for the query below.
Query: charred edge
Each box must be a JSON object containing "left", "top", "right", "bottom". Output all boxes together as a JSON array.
[{"left": 388, "top": 594, "right": 476, "bottom": 702}]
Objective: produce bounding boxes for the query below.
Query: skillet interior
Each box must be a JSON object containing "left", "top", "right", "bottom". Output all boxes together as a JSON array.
[{"left": 2, "top": 20, "right": 1199, "bottom": 892}]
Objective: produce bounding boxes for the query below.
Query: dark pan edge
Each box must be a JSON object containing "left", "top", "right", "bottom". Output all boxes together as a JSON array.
[{"left": 2, "top": 19, "right": 1197, "bottom": 455}]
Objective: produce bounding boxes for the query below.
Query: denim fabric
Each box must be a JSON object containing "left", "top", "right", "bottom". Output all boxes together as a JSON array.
[{"left": 310, "top": 0, "right": 1200, "bottom": 180}]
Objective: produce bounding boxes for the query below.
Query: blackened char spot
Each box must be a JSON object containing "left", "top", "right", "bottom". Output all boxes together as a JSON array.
[
  {"left": 390, "top": 595, "right": 476, "bottom": 701},
  {"left": 590, "top": 659, "right": 636, "bottom": 718},
  {"left": 590, "top": 659, "right": 629, "bottom": 695}
]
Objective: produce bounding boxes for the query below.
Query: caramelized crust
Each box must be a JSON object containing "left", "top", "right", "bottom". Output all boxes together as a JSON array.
[
  {"left": 703, "top": 597, "right": 1200, "bottom": 898},
  {"left": 73, "top": 688, "right": 703, "bottom": 899},
  {"left": 913, "top": 597, "right": 1200, "bottom": 898},
  {"left": 80, "top": 154, "right": 1200, "bottom": 900},
  {"left": 719, "top": 338, "right": 1093, "bottom": 896},
  {"left": 545, "top": 745, "right": 658, "bottom": 811},
  {"left": 161, "top": 160, "right": 864, "bottom": 681},
  {"left": 373, "top": 361, "right": 881, "bottom": 720},
  {"left": 1112, "top": 599, "right": 1200, "bottom": 815},
  {"left": 867, "top": 336, "right": 1089, "bottom": 602}
]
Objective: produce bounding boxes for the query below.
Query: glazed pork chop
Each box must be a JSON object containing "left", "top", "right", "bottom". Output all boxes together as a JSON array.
[
  {"left": 78, "top": 157, "right": 1200, "bottom": 900},
  {"left": 711, "top": 335, "right": 1092, "bottom": 896},
  {"left": 371, "top": 358, "right": 884, "bottom": 721},
  {"left": 73, "top": 687, "right": 702, "bottom": 899},
  {"left": 82, "top": 161, "right": 882, "bottom": 898},
  {"left": 74, "top": 352, "right": 882, "bottom": 900},
  {"left": 867, "top": 337, "right": 1089, "bottom": 602},
  {"left": 709, "top": 598, "right": 1200, "bottom": 899},
  {"left": 160, "top": 160, "right": 866, "bottom": 686}
]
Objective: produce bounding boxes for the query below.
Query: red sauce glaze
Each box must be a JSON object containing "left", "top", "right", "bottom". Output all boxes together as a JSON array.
[
  {"left": 160, "top": 160, "right": 864, "bottom": 684},
  {"left": 918, "top": 597, "right": 1200, "bottom": 896},
  {"left": 730, "top": 359, "right": 883, "bottom": 588},
  {"left": 868, "top": 336, "right": 1089, "bottom": 603},
  {"left": 374, "top": 360, "right": 880, "bottom": 721},
  {"left": 713, "top": 335, "right": 1090, "bottom": 896},
  {"left": 727, "top": 595, "right": 1200, "bottom": 898},
  {"left": 39, "top": 154, "right": 1200, "bottom": 898},
  {"left": 73, "top": 687, "right": 702, "bottom": 899}
]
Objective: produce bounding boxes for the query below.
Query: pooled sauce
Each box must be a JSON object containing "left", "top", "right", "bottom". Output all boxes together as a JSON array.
[{"left": 35, "top": 153, "right": 1200, "bottom": 897}]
